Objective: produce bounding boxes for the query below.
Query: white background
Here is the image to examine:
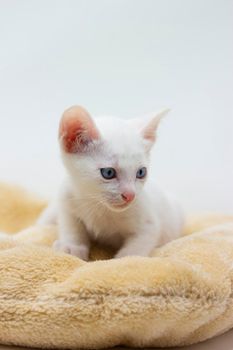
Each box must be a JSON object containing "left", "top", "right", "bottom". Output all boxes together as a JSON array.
[{"left": 0, "top": 0, "right": 232, "bottom": 214}]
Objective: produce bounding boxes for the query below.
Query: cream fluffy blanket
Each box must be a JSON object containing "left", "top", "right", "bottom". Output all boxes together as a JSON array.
[{"left": 0, "top": 182, "right": 233, "bottom": 349}]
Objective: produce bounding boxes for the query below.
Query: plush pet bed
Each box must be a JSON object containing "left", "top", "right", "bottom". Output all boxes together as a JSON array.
[{"left": 0, "top": 182, "right": 233, "bottom": 349}]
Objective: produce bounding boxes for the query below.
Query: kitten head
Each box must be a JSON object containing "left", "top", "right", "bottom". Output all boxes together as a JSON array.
[{"left": 59, "top": 105, "right": 168, "bottom": 212}]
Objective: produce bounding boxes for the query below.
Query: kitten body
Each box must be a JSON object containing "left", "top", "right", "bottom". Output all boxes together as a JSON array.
[{"left": 38, "top": 106, "right": 183, "bottom": 260}]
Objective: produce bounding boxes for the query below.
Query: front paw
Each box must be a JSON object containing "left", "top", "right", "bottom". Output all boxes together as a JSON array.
[{"left": 53, "top": 240, "right": 89, "bottom": 260}]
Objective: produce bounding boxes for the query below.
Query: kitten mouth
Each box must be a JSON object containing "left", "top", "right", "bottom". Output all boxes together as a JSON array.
[
  {"left": 114, "top": 202, "right": 129, "bottom": 208},
  {"left": 103, "top": 198, "right": 134, "bottom": 212},
  {"left": 108, "top": 201, "right": 132, "bottom": 212}
]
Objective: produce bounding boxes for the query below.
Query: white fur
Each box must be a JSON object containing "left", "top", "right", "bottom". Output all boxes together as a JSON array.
[{"left": 38, "top": 111, "right": 184, "bottom": 260}]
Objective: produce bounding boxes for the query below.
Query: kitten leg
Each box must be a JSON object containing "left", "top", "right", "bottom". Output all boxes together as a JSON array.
[
  {"left": 54, "top": 207, "right": 90, "bottom": 261},
  {"left": 115, "top": 229, "right": 160, "bottom": 258},
  {"left": 36, "top": 202, "right": 58, "bottom": 225}
]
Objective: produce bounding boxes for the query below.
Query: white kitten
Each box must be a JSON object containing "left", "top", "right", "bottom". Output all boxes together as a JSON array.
[{"left": 38, "top": 106, "right": 184, "bottom": 260}]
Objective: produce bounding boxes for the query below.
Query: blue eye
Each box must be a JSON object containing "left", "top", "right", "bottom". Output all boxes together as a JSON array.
[
  {"left": 136, "top": 167, "right": 147, "bottom": 179},
  {"left": 100, "top": 167, "right": 116, "bottom": 179}
]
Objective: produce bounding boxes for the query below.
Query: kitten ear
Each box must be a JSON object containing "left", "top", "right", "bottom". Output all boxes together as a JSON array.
[
  {"left": 59, "top": 106, "right": 100, "bottom": 153},
  {"left": 141, "top": 108, "right": 170, "bottom": 148}
]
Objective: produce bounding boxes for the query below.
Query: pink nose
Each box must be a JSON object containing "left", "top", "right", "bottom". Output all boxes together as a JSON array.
[{"left": 121, "top": 192, "right": 135, "bottom": 203}]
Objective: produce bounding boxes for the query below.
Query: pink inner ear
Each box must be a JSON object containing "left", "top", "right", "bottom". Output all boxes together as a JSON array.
[
  {"left": 59, "top": 106, "right": 99, "bottom": 153},
  {"left": 141, "top": 109, "right": 169, "bottom": 144},
  {"left": 143, "top": 127, "right": 156, "bottom": 142}
]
